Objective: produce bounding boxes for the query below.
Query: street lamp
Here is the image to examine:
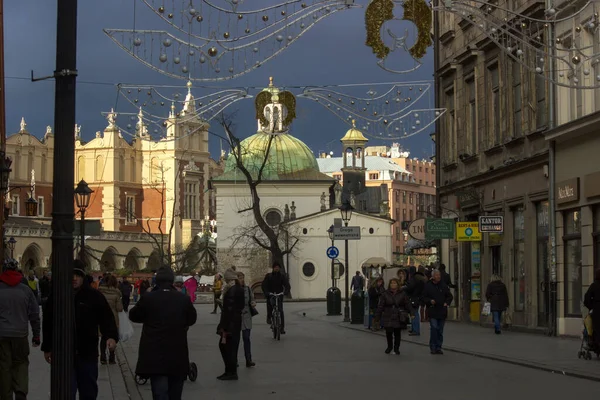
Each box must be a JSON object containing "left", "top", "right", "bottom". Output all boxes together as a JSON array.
[
  {"left": 339, "top": 200, "right": 354, "bottom": 323},
  {"left": 327, "top": 224, "right": 335, "bottom": 289},
  {"left": 25, "top": 196, "right": 38, "bottom": 217},
  {"left": 7, "top": 237, "right": 16, "bottom": 259},
  {"left": 74, "top": 180, "right": 93, "bottom": 261}
]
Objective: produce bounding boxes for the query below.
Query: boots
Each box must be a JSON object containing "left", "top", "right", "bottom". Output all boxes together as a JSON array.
[{"left": 109, "top": 351, "right": 116, "bottom": 365}]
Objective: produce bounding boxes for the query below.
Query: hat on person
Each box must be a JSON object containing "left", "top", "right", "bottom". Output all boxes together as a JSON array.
[
  {"left": 223, "top": 268, "right": 238, "bottom": 282},
  {"left": 174, "top": 275, "right": 184, "bottom": 284},
  {"left": 73, "top": 259, "right": 87, "bottom": 278},
  {"left": 155, "top": 266, "right": 175, "bottom": 285}
]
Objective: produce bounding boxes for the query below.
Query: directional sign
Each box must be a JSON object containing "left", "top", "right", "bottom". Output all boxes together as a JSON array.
[
  {"left": 456, "top": 222, "right": 481, "bottom": 242},
  {"left": 326, "top": 246, "right": 340, "bottom": 259},
  {"left": 333, "top": 226, "right": 361, "bottom": 240},
  {"left": 479, "top": 216, "right": 504, "bottom": 233}
]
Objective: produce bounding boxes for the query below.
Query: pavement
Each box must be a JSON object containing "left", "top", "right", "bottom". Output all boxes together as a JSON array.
[{"left": 117, "top": 302, "right": 600, "bottom": 400}]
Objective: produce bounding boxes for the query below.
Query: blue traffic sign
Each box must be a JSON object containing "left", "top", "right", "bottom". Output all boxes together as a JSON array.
[{"left": 326, "top": 246, "right": 339, "bottom": 259}]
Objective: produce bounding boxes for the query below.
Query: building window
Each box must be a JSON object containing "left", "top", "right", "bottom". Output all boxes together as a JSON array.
[
  {"left": 564, "top": 209, "right": 582, "bottom": 316},
  {"left": 419, "top": 179, "right": 422, "bottom": 185},
  {"left": 395, "top": 190, "right": 399, "bottom": 202},
  {"left": 302, "top": 262, "right": 316, "bottom": 278},
  {"left": 403, "top": 191, "right": 406, "bottom": 203},
  {"left": 445, "top": 88, "right": 456, "bottom": 161},
  {"left": 426, "top": 181, "right": 429, "bottom": 186},
  {"left": 412, "top": 165, "right": 416, "bottom": 172},
  {"left": 402, "top": 208, "right": 407, "bottom": 219},
  {"left": 395, "top": 208, "right": 399, "bottom": 220},
  {"left": 537, "top": 201, "right": 550, "bottom": 324},
  {"left": 409, "top": 210, "right": 413, "bottom": 220},
  {"left": 369, "top": 173, "right": 379, "bottom": 180},
  {"left": 425, "top": 168, "right": 429, "bottom": 173},
  {"left": 513, "top": 208, "right": 526, "bottom": 311},
  {"left": 130, "top": 156, "right": 136, "bottom": 182},
  {"left": 467, "top": 77, "right": 477, "bottom": 152},
  {"left": 184, "top": 182, "right": 198, "bottom": 220},
  {"left": 126, "top": 195, "right": 136, "bottom": 224},
  {"left": 487, "top": 63, "right": 500, "bottom": 146},
  {"left": 535, "top": 66, "right": 547, "bottom": 128},
  {"left": 11, "top": 195, "right": 19, "bottom": 215},
  {"left": 265, "top": 209, "right": 282, "bottom": 227},
  {"left": 512, "top": 60, "right": 522, "bottom": 137},
  {"left": 409, "top": 193, "right": 413, "bottom": 204},
  {"left": 594, "top": 206, "right": 600, "bottom": 272},
  {"left": 396, "top": 227, "right": 401, "bottom": 240},
  {"left": 419, "top": 166, "right": 422, "bottom": 172},
  {"left": 37, "top": 196, "right": 45, "bottom": 217}
]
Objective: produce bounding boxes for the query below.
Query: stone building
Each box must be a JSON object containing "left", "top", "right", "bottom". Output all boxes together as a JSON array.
[
  {"left": 434, "top": 2, "right": 550, "bottom": 328},
  {"left": 4, "top": 85, "right": 221, "bottom": 273}
]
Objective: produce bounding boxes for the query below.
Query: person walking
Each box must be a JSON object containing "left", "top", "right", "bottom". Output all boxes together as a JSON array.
[
  {"left": 98, "top": 275, "right": 123, "bottom": 364},
  {"left": 262, "top": 262, "right": 291, "bottom": 334},
  {"left": 584, "top": 269, "right": 600, "bottom": 350},
  {"left": 0, "top": 260, "right": 40, "bottom": 400},
  {"left": 405, "top": 266, "right": 427, "bottom": 336},
  {"left": 217, "top": 268, "right": 245, "bottom": 381},
  {"left": 485, "top": 275, "right": 509, "bottom": 334},
  {"left": 368, "top": 277, "right": 385, "bottom": 331},
  {"left": 139, "top": 278, "right": 151, "bottom": 298},
  {"left": 351, "top": 271, "right": 365, "bottom": 294},
  {"left": 133, "top": 278, "right": 141, "bottom": 303},
  {"left": 375, "top": 278, "right": 412, "bottom": 355},
  {"left": 26, "top": 271, "right": 40, "bottom": 305},
  {"left": 439, "top": 264, "right": 456, "bottom": 289},
  {"left": 237, "top": 272, "right": 257, "bottom": 367},
  {"left": 39, "top": 270, "right": 51, "bottom": 311},
  {"left": 211, "top": 274, "right": 223, "bottom": 314},
  {"left": 42, "top": 260, "right": 119, "bottom": 399},
  {"left": 120, "top": 277, "right": 133, "bottom": 312},
  {"left": 129, "top": 266, "right": 197, "bottom": 399},
  {"left": 422, "top": 269, "right": 453, "bottom": 355},
  {"left": 418, "top": 266, "right": 429, "bottom": 322}
]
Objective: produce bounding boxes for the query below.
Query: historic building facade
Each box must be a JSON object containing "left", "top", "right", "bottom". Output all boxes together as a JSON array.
[
  {"left": 4, "top": 85, "right": 221, "bottom": 273},
  {"left": 434, "top": 1, "right": 551, "bottom": 328}
]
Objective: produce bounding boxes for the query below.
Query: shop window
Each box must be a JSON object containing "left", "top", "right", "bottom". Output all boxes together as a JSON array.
[
  {"left": 563, "top": 209, "right": 582, "bottom": 317},
  {"left": 594, "top": 206, "right": 600, "bottom": 272},
  {"left": 513, "top": 208, "right": 526, "bottom": 311},
  {"left": 536, "top": 201, "right": 550, "bottom": 326}
]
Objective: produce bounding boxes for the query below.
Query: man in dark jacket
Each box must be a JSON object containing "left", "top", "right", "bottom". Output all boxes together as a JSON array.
[
  {"left": 262, "top": 261, "right": 291, "bottom": 333},
  {"left": 351, "top": 271, "right": 364, "bottom": 293},
  {"left": 404, "top": 266, "right": 427, "bottom": 336},
  {"left": 129, "top": 266, "right": 197, "bottom": 398},
  {"left": 120, "top": 278, "right": 133, "bottom": 312},
  {"left": 422, "top": 269, "right": 453, "bottom": 355},
  {"left": 42, "top": 260, "right": 118, "bottom": 400},
  {"left": 217, "top": 268, "right": 245, "bottom": 381},
  {"left": 0, "top": 260, "right": 40, "bottom": 400}
]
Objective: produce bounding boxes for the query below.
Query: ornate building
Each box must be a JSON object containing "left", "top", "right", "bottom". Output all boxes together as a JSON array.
[{"left": 4, "top": 84, "right": 222, "bottom": 273}]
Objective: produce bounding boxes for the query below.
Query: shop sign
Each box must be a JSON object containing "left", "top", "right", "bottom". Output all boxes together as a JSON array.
[
  {"left": 556, "top": 177, "right": 579, "bottom": 205},
  {"left": 425, "top": 218, "right": 455, "bottom": 239},
  {"left": 456, "top": 222, "right": 482, "bottom": 241},
  {"left": 478, "top": 216, "right": 504, "bottom": 233},
  {"left": 408, "top": 218, "right": 426, "bottom": 240}
]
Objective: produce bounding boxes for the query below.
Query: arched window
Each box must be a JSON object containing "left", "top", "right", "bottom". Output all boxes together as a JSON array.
[
  {"left": 264, "top": 209, "right": 282, "bottom": 228},
  {"left": 302, "top": 262, "right": 316, "bottom": 278},
  {"left": 77, "top": 156, "right": 85, "bottom": 181},
  {"left": 130, "top": 156, "right": 136, "bottom": 182},
  {"left": 95, "top": 155, "right": 104, "bottom": 181}
]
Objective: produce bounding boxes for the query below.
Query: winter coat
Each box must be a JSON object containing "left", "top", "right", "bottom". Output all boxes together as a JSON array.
[
  {"left": 120, "top": 280, "right": 133, "bottom": 297},
  {"left": 99, "top": 286, "right": 124, "bottom": 328},
  {"left": 584, "top": 281, "right": 600, "bottom": 334},
  {"left": 42, "top": 281, "right": 119, "bottom": 361},
  {"left": 0, "top": 271, "right": 40, "bottom": 339},
  {"left": 422, "top": 280, "right": 453, "bottom": 320},
  {"left": 485, "top": 280, "right": 509, "bottom": 312},
  {"left": 405, "top": 272, "right": 427, "bottom": 306},
  {"left": 375, "top": 289, "right": 412, "bottom": 329},
  {"left": 261, "top": 271, "right": 291, "bottom": 296},
  {"left": 351, "top": 275, "right": 365, "bottom": 291},
  {"left": 218, "top": 283, "right": 245, "bottom": 335},
  {"left": 241, "top": 285, "right": 255, "bottom": 330},
  {"left": 368, "top": 284, "right": 385, "bottom": 309},
  {"left": 129, "top": 284, "right": 197, "bottom": 377}
]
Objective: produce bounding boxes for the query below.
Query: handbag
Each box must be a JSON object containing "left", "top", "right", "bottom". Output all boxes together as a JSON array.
[
  {"left": 481, "top": 302, "right": 491, "bottom": 316},
  {"left": 248, "top": 287, "right": 259, "bottom": 317},
  {"left": 118, "top": 311, "right": 134, "bottom": 342}
]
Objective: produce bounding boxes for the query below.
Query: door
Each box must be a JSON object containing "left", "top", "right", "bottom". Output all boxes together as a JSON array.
[
  {"left": 461, "top": 242, "right": 472, "bottom": 322},
  {"left": 537, "top": 240, "right": 550, "bottom": 327}
]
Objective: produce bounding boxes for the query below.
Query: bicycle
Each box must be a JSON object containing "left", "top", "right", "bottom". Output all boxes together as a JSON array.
[{"left": 269, "top": 292, "right": 285, "bottom": 341}]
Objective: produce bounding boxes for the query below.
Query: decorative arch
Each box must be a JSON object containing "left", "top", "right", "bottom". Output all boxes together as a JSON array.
[
  {"left": 100, "top": 246, "right": 118, "bottom": 272},
  {"left": 147, "top": 249, "right": 162, "bottom": 271},
  {"left": 20, "top": 243, "right": 45, "bottom": 274},
  {"left": 77, "top": 156, "right": 85, "bottom": 181},
  {"left": 124, "top": 247, "right": 143, "bottom": 271},
  {"left": 119, "top": 155, "right": 125, "bottom": 182},
  {"left": 95, "top": 155, "right": 104, "bottom": 181}
]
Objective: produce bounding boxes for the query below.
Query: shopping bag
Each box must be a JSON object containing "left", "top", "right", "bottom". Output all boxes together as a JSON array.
[
  {"left": 502, "top": 309, "right": 513, "bottom": 327},
  {"left": 118, "top": 311, "right": 134, "bottom": 342},
  {"left": 481, "top": 302, "right": 491, "bottom": 316}
]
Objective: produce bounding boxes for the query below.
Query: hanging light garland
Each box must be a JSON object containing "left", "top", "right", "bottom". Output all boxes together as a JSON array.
[{"left": 104, "top": 0, "right": 359, "bottom": 82}]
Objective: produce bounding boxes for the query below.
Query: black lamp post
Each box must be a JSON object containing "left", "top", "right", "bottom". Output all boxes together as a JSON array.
[
  {"left": 7, "top": 236, "right": 16, "bottom": 259},
  {"left": 327, "top": 225, "right": 335, "bottom": 289},
  {"left": 74, "top": 180, "right": 93, "bottom": 261},
  {"left": 0, "top": 153, "right": 11, "bottom": 261},
  {"left": 339, "top": 200, "right": 354, "bottom": 323}
]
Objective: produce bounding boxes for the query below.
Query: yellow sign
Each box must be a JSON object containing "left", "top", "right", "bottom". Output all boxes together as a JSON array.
[{"left": 456, "top": 222, "right": 482, "bottom": 242}]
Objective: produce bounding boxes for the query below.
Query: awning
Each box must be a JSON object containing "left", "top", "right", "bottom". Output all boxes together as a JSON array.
[{"left": 361, "top": 257, "right": 391, "bottom": 268}]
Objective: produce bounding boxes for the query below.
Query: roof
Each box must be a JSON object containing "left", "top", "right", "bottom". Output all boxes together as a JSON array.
[
  {"left": 316, "top": 155, "right": 411, "bottom": 175},
  {"left": 340, "top": 120, "right": 368, "bottom": 142},
  {"left": 214, "top": 131, "right": 333, "bottom": 182},
  {"left": 283, "top": 207, "right": 394, "bottom": 225}
]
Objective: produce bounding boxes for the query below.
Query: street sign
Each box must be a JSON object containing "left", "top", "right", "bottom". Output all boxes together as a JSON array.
[
  {"left": 456, "top": 222, "right": 482, "bottom": 242},
  {"left": 333, "top": 226, "right": 361, "bottom": 240},
  {"left": 408, "top": 218, "right": 426, "bottom": 240},
  {"left": 479, "top": 216, "right": 504, "bottom": 233},
  {"left": 326, "top": 246, "right": 340, "bottom": 259},
  {"left": 425, "top": 218, "right": 455, "bottom": 239}
]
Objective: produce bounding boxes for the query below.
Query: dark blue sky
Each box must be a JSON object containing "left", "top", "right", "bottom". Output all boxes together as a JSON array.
[{"left": 5, "top": 0, "right": 434, "bottom": 159}]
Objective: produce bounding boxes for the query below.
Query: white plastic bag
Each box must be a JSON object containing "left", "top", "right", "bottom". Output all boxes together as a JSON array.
[
  {"left": 118, "top": 311, "right": 134, "bottom": 342},
  {"left": 481, "top": 302, "right": 491, "bottom": 316}
]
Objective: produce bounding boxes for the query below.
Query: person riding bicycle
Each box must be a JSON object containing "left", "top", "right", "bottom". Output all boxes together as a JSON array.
[{"left": 261, "top": 262, "right": 291, "bottom": 334}]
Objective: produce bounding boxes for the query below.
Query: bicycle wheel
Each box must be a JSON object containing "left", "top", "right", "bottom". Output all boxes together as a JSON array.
[
  {"left": 275, "top": 312, "right": 281, "bottom": 341},
  {"left": 272, "top": 311, "right": 278, "bottom": 339}
]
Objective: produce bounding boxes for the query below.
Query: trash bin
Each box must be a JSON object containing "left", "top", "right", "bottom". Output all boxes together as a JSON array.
[
  {"left": 351, "top": 291, "right": 365, "bottom": 324},
  {"left": 326, "top": 287, "right": 342, "bottom": 316}
]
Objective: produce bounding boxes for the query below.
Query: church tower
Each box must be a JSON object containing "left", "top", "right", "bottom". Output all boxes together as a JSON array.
[{"left": 340, "top": 120, "right": 368, "bottom": 197}]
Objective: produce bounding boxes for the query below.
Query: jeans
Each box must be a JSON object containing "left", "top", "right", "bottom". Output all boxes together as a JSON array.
[
  {"left": 267, "top": 296, "right": 285, "bottom": 329},
  {"left": 411, "top": 309, "right": 421, "bottom": 334},
  {"left": 219, "top": 331, "right": 241, "bottom": 376},
  {"left": 72, "top": 357, "right": 99, "bottom": 400},
  {"left": 385, "top": 328, "right": 401, "bottom": 351},
  {"left": 492, "top": 311, "right": 503, "bottom": 332},
  {"left": 150, "top": 375, "right": 185, "bottom": 400},
  {"left": 429, "top": 318, "right": 446, "bottom": 352},
  {"left": 242, "top": 329, "right": 252, "bottom": 361},
  {"left": 0, "top": 336, "right": 29, "bottom": 400}
]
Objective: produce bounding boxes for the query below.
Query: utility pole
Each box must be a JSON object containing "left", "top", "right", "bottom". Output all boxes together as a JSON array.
[{"left": 49, "top": 0, "right": 78, "bottom": 397}]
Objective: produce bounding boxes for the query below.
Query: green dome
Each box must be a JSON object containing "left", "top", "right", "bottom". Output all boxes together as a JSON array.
[{"left": 215, "top": 131, "right": 331, "bottom": 181}]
